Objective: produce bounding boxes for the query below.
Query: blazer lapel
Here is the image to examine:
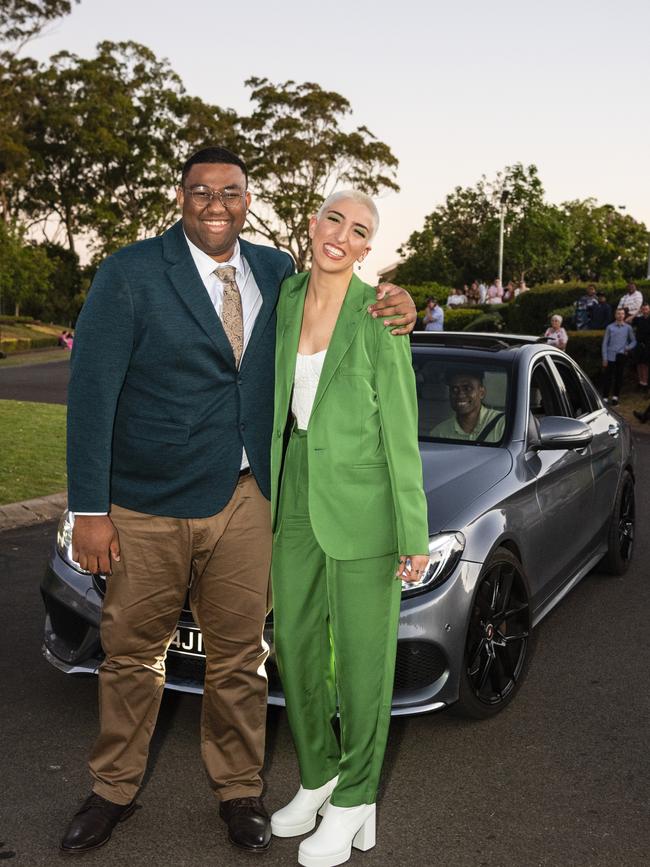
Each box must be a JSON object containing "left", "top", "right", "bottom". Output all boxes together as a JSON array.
[
  {"left": 239, "top": 239, "right": 281, "bottom": 373},
  {"left": 311, "top": 274, "right": 366, "bottom": 417},
  {"left": 275, "top": 272, "right": 309, "bottom": 424},
  {"left": 163, "top": 221, "right": 236, "bottom": 364}
]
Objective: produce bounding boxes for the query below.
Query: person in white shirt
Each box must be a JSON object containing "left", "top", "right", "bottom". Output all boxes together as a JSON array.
[
  {"left": 617, "top": 282, "right": 644, "bottom": 323},
  {"left": 446, "top": 286, "right": 467, "bottom": 307}
]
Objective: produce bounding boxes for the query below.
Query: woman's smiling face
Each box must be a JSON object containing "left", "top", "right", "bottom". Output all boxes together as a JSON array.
[{"left": 308, "top": 198, "right": 374, "bottom": 274}]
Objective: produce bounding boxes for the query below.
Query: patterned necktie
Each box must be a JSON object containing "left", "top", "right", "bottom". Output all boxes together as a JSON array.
[{"left": 215, "top": 266, "right": 243, "bottom": 367}]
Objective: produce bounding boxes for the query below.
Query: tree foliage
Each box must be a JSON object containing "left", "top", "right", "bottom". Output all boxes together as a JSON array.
[
  {"left": 0, "top": 220, "right": 55, "bottom": 316},
  {"left": 14, "top": 41, "right": 241, "bottom": 260},
  {"left": 239, "top": 77, "right": 399, "bottom": 269},
  {"left": 0, "top": 0, "right": 78, "bottom": 53},
  {"left": 397, "top": 164, "right": 648, "bottom": 287}
]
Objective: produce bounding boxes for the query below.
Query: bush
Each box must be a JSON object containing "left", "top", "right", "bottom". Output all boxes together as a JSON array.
[
  {"left": 443, "top": 307, "right": 483, "bottom": 330},
  {"left": 509, "top": 279, "right": 650, "bottom": 335},
  {"left": 564, "top": 331, "right": 603, "bottom": 379},
  {"left": 463, "top": 312, "right": 505, "bottom": 332},
  {"left": 404, "top": 283, "right": 455, "bottom": 310}
]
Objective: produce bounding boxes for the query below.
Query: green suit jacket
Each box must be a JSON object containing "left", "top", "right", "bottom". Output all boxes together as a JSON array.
[{"left": 270, "top": 272, "right": 430, "bottom": 560}]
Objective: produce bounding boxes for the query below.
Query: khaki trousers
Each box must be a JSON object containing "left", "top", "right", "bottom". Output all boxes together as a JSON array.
[{"left": 89, "top": 473, "right": 272, "bottom": 805}]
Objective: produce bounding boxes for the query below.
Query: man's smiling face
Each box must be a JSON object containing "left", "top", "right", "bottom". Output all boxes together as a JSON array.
[{"left": 177, "top": 162, "right": 250, "bottom": 262}]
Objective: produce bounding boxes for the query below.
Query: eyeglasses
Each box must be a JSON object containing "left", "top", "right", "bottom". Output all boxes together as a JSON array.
[{"left": 183, "top": 186, "right": 247, "bottom": 209}]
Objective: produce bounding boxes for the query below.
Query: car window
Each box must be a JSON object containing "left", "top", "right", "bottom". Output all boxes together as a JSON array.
[
  {"left": 529, "top": 360, "right": 563, "bottom": 418},
  {"left": 413, "top": 354, "right": 510, "bottom": 446},
  {"left": 549, "top": 357, "right": 599, "bottom": 418}
]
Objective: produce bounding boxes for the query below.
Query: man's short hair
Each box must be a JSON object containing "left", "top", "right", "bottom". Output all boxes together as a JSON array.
[
  {"left": 427, "top": 296, "right": 437, "bottom": 304},
  {"left": 445, "top": 368, "right": 484, "bottom": 386},
  {"left": 597, "top": 292, "right": 607, "bottom": 299},
  {"left": 181, "top": 147, "right": 249, "bottom": 187}
]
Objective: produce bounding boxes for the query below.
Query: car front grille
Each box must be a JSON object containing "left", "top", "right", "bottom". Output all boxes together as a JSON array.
[{"left": 393, "top": 640, "right": 447, "bottom": 692}]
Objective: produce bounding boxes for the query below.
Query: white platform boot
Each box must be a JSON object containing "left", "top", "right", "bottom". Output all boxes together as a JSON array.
[
  {"left": 271, "top": 776, "right": 339, "bottom": 837},
  {"left": 297, "top": 803, "right": 376, "bottom": 867}
]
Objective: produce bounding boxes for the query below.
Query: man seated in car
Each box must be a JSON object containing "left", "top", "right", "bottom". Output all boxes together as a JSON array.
[{"left": 431, "top": 370, "right": 506, "bottom": 443}]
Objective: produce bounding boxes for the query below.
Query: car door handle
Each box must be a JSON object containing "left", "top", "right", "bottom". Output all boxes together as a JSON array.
[{"left": 608, "top": 424, "right": 620, "bottom": 438}]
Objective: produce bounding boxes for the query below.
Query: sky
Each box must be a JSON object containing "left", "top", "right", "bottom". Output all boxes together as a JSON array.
[{"left": 24, "top": 0, "right": 650, "bottom": 281}]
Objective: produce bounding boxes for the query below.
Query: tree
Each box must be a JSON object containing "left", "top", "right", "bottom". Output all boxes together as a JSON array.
[
  {"left": 238, "top": 78, "right": 399, "bottom": 270},
  {"left": 560, "top": 200, "right": 649, "bottom": 281},
  {"left": 19, "top": 41, "right": 241, "bottom": 259},
  {"left": 0, "top": 220, "right": 54, "bottom": 316},
  {"left": 0, "top": 0, "right": 79, "bottom": 54},
  {"left": 395, "top": 164, "right": 640, "bottom": 287}
]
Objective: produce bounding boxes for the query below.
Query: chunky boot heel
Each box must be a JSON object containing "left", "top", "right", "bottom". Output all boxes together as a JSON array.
[
  {"left": 298, "top": 803, "right": 376, "bottom": 867},
  {"left": 352, "top": 810, "right": 375, "bottom": 851},
  {"left": 271, "top": 776, "right": 338, "bottom": 838}
]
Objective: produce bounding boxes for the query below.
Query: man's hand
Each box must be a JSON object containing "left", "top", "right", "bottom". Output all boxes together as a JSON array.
[
  {"left": 602, "top": 360, "right": 608, "bottom": 368},
  {"left": 72, "top": 515, "right": 121, "bottom": 575},
  {"left": 368, "top": 283, "right": 417, "bottom": 335},
  {"left": 396, "top": 554, "right": 430, "bottom": 583}
]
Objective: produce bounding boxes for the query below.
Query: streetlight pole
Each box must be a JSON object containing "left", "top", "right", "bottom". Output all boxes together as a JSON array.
[{"left": 498, "top": 189, "right": 510, "bottom": 285}]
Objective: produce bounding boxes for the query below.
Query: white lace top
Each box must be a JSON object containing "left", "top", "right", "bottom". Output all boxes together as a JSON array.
[{"left": 292, "top": 350, "right": 326, "bottom": 430}]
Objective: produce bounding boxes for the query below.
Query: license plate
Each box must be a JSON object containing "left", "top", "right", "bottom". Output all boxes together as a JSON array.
[{"left": 168, "top": 625, "right": 205, "bottom": 658}]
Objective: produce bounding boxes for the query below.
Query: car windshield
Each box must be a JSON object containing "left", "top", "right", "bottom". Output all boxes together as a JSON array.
[{"left": 413, "top": 352, "right": 511, "bottom": 446}]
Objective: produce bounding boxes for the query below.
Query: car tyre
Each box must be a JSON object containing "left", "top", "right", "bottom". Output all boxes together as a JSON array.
[
  {"left": 602, "top": 471, "right": 635, "bottom": 576},
  {"left": 454, "top": 547, "right": 534, "bottom": 720}
]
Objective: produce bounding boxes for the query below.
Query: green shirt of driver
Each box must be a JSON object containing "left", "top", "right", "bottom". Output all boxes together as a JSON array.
[{"left": 431, "top": 404, "right": 505, "bottom": 443}]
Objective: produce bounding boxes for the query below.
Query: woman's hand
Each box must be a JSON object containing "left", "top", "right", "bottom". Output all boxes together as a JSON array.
[{"left": 396, "top": 554, "right": 430, "bottom": 583}]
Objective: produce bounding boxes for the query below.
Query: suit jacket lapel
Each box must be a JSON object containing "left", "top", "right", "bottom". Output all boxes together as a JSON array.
[
  {"left": 311, "top": 274, "right": 366, "bottom": 416},
  {"left": 275, "top": 272, "right": 308, "bottom": 425},
  {"left": 163, "top": 221, "right": 236, "bottom": 364},
  {"left": 239, "top": 239, "right": 281, "bottom": 373}
]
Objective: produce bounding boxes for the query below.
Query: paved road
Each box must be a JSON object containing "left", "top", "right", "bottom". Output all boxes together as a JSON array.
[
  {"left": 0, "top": 358, "right": 69, "bottom": 404},
  {"left": 1, "top": 443, "right": 649, "bottom": 866}
]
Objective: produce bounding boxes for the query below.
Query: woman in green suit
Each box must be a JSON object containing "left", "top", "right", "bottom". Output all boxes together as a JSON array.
[{"left": 269, "top": 191, "right": 429, "bottom": 867}]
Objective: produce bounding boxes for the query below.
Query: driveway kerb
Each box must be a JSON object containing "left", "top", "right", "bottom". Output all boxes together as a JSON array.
[{"left": 0, "top": 491, "right": 66, "bottom": 531}]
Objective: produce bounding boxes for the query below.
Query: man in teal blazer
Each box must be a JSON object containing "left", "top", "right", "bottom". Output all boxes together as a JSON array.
[{"left": 61, "top": 147, "right": 416, "bottom": 856}]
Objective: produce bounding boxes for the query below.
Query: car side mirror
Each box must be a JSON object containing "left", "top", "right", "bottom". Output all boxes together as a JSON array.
[{"left": 533, "top": 416, "right": 593, "bottom": 451}]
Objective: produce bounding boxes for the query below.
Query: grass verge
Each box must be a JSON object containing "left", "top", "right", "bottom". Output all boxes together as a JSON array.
[{"left": 0, "top": 400, "right": 67, "bottom": 504}]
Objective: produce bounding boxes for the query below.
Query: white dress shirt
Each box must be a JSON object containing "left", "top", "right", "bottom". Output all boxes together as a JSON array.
[
  {"left": 183, "top": 234, "right": 263, "bottom": 360},
  {"left": 76, "top": 234, "right": 262, "bottom": 514}
]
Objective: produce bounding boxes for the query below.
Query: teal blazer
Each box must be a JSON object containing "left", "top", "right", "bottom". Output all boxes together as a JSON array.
[
  {"left": 270, "top": 272, "right": 430, "bottom": 560},
  {"left": 67, "top": 220, "right": 294, "bottom": 516}
]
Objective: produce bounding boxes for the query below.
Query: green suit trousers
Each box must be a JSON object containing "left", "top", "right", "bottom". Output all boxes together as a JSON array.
[{"left": 271, "top": 429, "right": 401, "bottom": 807}]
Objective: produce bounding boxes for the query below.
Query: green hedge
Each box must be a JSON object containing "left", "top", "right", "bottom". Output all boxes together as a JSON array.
[
  {"left": 443, "top": 308, "right": 483, "bottom": 330},
  {"left": 462, "top": 312, "right": 505, "bottom": 332},
  {"left": 404, "top": 283, "right": 455, "bottom": 310},
  {"left": 407, "top": 279, "right": 649, "bottom": 336},
  {"left": 510, "top": 279, "right": 650, "bottom": 334},
  {"left": 0, "top": 335, "right": 59, "bottom": 353},
  {"left": 564, "top": 331, "right": 603, "bottom": 379}
]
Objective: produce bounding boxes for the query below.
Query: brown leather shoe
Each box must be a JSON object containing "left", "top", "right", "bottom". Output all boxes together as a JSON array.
[
  {"left": 219, "top": 796, "right": 271, "bottom": 851},
  {"left": 60, "top": 793, "right": 137, "bottom": 855}
]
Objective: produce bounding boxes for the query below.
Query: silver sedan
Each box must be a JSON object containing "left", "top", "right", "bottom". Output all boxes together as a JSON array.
[{"left": 41, "top": 333, "right": 636, "bottom": 718}]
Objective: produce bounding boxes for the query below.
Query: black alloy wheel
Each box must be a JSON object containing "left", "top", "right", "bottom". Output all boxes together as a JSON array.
[
  {"left": 603, "top": 471, "right": 635, "bottom": 575},
  {"left": 455, "top": 547, "right": 533, "bottom": 719}
]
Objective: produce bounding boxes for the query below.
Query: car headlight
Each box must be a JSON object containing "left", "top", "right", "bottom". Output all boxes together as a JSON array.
[
  {"left": 401, "top": 532, "right": 465, "bottom": 597},
  {"left": 56, "top": 510, "right": 92, "bottom": 574}
]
